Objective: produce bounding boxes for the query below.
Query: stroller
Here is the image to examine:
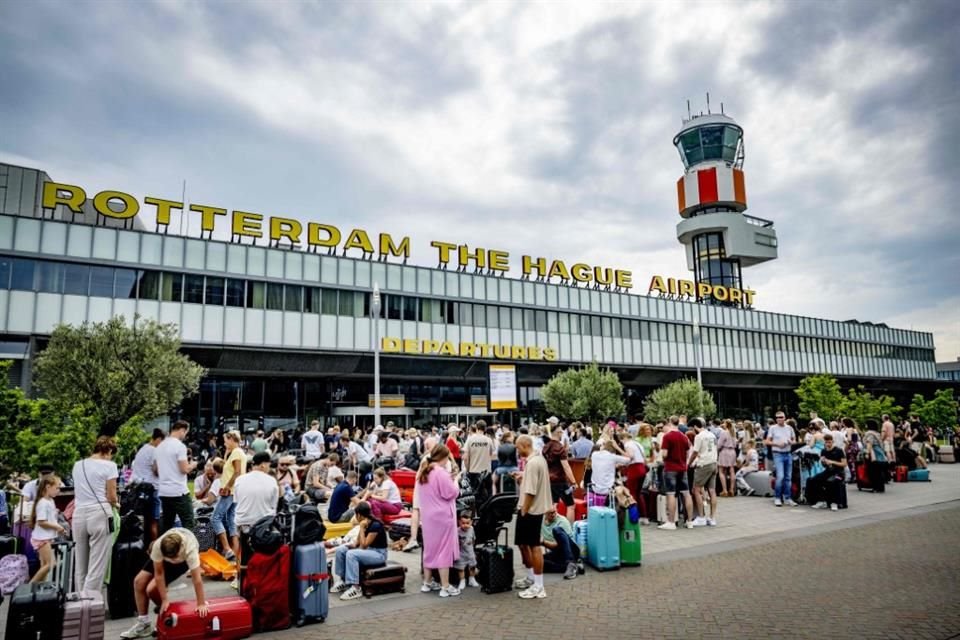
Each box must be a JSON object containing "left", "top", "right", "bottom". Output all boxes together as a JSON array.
[{"left": 473, "top": 492, "right": 518, "bottom": 545}]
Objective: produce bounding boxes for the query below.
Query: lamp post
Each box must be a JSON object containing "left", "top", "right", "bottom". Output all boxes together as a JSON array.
[
  {"left": 692, "top": 310, "right": 704, "bottom": 419},
  {"left": 371, "top": 283, "right": 382, "bottom": 429}
]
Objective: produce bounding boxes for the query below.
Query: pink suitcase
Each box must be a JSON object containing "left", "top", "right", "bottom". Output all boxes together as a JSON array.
[{"left": 63, "top": 592, "right": 106, "bottom": 640}]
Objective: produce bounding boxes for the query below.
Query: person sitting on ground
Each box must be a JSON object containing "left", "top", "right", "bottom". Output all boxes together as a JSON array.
[
  {"left": 196, "top": 460, "right": 223, "bottom": 509},
  {"left": 894, "top": 431, "right": 927, "bottom": 470},
  {"left": 453, "top": 511, "right": 480, "bottom": 590},
  {"left": 540, "top": 506, "right": 578, "bottom": 579},
  {"left": 193, "top": 460, "right": 218, "bottom": 506},
  {"left": 374, "top": 431, "right": 400, "bottom": 463},
  {"left": 806, "top": 433, "right": 847, "bottom": 511},
  {"left": 358, "top": 467, "right": 403, "bottom": 520},
  {"left": 304, "top": 455, "right": 334, "bottom": 504},
  {"left": 120, "top": 528, "right": 208, "bottom": 639},
  {"left": 29, "top": 474, "right": 65, "bottom": 583},
  {"left": 275, "top": 455, "right": 301, "bottom": 497},
  {"left": 330, "top": 501, "right": 390, "bottom": 601},
  {"left": 735, "top": 440, "right": 760, "bottom": 495},
  {"left": 328, "top": 471, "right": 359, "bottom": 523}
]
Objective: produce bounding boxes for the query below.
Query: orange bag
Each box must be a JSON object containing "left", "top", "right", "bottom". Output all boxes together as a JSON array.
[{"left": 199, "top": 549, "right": 237, "bottom": 580}]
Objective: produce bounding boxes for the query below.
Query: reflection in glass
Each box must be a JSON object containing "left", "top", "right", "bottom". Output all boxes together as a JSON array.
[
  {"left": 266, "top": 283, "right": 283, "bottom": 310},
  {"left": 36, "top": 261, "right": 64, "bottom": 293},
  {"left": 10, "top": 259, "right": 35, "bottom": 291},
  {"left": 138, "top": 271, "right": 160, "bottom": 300},
  {"left": 206, "top": 277, "right": 225, "bottom": 306},
  {"left": 115, "top": 268, "right": 138, "bottom": 298},
  {"left": 226, "top": 279, "right": 245, "bottom": 307},
  {"left": 184, "top": 274, "right": 204, "bottom": 304},
  {"left": 246, "top": 281, "right": 265, "bottom": 309},
  {"left": 89, "top": 266, "right": 114, "bottom": 297}
]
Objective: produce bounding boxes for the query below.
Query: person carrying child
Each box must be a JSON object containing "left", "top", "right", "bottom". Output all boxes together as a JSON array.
[
  {"left": 29, "top": 474, "right": 66, "bottom": 583},
  {"left": 453, "top": 512, "right": 479, "bottom": 590}
]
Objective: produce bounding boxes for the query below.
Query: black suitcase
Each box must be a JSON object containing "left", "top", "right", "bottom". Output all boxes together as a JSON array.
[
  {"left": 193, "top": 515, "right": 216, "bottom": 552},
  {"left": 0, "top": 533, "right": 18, "bottom": 559},
  {"left": 388, "top": 518, "right": 412, "bottom": 543},
  {"left": 476, "top": 527, "right": 513, "bottom": 594},
  {"left": 5, "top": 582, "right": 64, "bottom": 640},
  {"left": 108, "top": 539, "right": 148, "bottom": 619},
  {"left": 359, "top": 562, "right": 406, "bottom": 598}
]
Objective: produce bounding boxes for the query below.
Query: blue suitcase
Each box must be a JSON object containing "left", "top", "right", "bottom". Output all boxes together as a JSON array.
[
  {"left": 907, "top": 469, "right": 930, "bottom": 482},
  {"left": 291, "top": 542, "right": 328, "bottom": 626},
  {"left": 585, "top": 506, "right": 619, "bottom": 571}
]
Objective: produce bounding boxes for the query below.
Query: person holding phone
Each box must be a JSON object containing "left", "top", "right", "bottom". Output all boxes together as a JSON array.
[
  {"left": 764, "top": 413, "right": 797, "bottom": 507},
  {"left": 805, "top": 434, "right": 846, "bottom": 511}
]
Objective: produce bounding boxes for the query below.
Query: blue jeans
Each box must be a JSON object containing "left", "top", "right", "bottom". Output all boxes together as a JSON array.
[
  {"left": 773, "top": 452, "right": 793, "bottom": 501},
  {"left": 212, "top": 495, "right": 237, "bottom": 537},
  {"left": 335, "top": 545, "right": 388, "bottom": 585},
  {"left": 543, "top": 527, "right": 580, "bottom": 573}
]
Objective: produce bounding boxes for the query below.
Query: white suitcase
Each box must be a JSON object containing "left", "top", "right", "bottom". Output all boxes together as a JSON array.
[
  {"left": 938, "top": 445, "right": 954, "bottom": 463},
  {"left": 742, "top": 471, "right": 774, "bottom": 497}
]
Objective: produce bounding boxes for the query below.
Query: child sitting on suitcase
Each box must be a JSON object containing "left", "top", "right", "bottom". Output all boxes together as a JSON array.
[
  {"left": 29, "top": 474, "right": 65, "bottom": 583},
  {"left": 454, "top": 512, "right": 480, "bottom": 590},
  {"left": 121, "top": 528, "right": 208, "bottom": 639}
]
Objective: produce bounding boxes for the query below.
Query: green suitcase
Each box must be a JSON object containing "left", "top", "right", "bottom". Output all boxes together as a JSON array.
[{"left": 619, "top": 518, "right": 642, "bottom": 566}]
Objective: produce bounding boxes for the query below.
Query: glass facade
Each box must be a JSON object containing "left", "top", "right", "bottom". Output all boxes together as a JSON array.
[
  {"left": 675, "top": 123, "right": 742, "bottom": 168},
  {"left": 692, "top": 232, "right": 742, "bottom": 296}
]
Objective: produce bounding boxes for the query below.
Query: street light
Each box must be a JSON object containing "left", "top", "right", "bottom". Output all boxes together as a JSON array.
[
  {"left": 371, "top": 282, "right": 382, "bottom": 430},
  {"left": 692, "top": 309, "right": 704, "bottom": 420}
]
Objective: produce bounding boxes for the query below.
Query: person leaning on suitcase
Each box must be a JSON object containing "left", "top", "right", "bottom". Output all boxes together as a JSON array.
[{"left": 120, "top": 528, "right": 208, "bottom": 639}]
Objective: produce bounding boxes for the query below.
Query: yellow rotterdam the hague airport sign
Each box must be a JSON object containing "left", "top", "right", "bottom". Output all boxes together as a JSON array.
[{"left": 41, "top": 181, "right": 754, "bottom": 305}]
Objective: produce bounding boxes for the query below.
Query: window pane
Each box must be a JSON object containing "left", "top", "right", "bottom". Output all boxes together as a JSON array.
[
  {"left": 63, "top": 264, "right": 89, "bottom": 298},
  {"left": 486, "top": 305, "right": 498, "bottom": 329},
  {"left": 114, "top": 268, "right": 137, "bottom": 298},
  {"left": 304, "top": 287, "right": 320, "bottom": 313},
  {"left": 36, "top": 262, "right": 63, "bottom": 293},
  {"left": 499, "top": 307, "right": 510, "bottom": 330},
  {"left": 206, "top": 277, "right": 225, "bottom": 306},
  {"left": 226, "top": 279, "right": 245, "bottom": 307},
  {"left": 161, "top": 272, "right": 183, "bottom": 302},
  {"left": 246, "top": 281, "right": 265, "bottom": 309},
  {"left": 459, "top": 302, "right": 473, "bottom": 325},
  {"left": 284, "top": 285, "right": 302, "bottom": 312},
  {"left": 0, "top": 257, "right": 10, "bottom": 289},
  {"left": 591, "top": 316, "right": 602, "bottom": 337},
  {"left": 559, "top": 313, "right": 570, "bottom": 334},
  {"left": 535, "top": 310, "right": 547, "bottom": 332},
  {"left": 474, "top": 304, "right": 486, "bottom": 327},
  {"left": 89, "top": 266, "right": 114, "bottom": 297},
  {"left": 512, "top": 308, "right": 522, "bottom": 330},
  {"left": 184, "top": 274, "right": 204, "bottom": 304},
  {"left": 601, "top": 316, "right": 611, "bottom": 337},
  {"left": 354, "top": 291, "right": 367, "bottom": 317},
  {"left": 10, "top": 259, "right": 36, "bottom": 290},
  {"left": 403, "top": 295, "right": 418, "bottom": 321},
  {"left": 266, "top": 283, "right": 283, "bottom": 310},
  {"left": 387, "top": 294, "right": 402, "bottom": 320},
  {"left": 138, "top": 271, "right": 160, "bottom": 300},
  {"left": 570, "top": 314, "right": 580, "bottom": 335},
  {"left": 321, "top": 288, "right": 338, "bottom": 315}
]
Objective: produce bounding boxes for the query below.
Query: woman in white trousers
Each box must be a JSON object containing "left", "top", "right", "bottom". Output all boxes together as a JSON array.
[{"left": 71, "top": 436, "right": 119, "bottom": 596}]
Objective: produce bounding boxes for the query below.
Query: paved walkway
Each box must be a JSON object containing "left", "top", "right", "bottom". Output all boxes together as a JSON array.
[{"left": 2, "top": 463, "right": 958, "bottom": 638}]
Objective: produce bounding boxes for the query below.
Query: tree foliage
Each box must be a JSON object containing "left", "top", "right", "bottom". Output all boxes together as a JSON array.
[
  {"left": 840, "top": 385, "right": 902, "bottom": 428},
  {"left": 795, "top": 374, "right": 846, "bottom": 420},
  {"left": 910, "top": 389, "right": 959, "bottom": 431},
  {"left": 642, "top": 378, "right": 717, "bottom": 424},
  {"left": 541, "top": 362, "right": 625, "bottom": 425},
  {"left": 115, "top": 415, "right": 150, "bottom": 466},
  {"left": 33, "top": 315, "right": 205, "bottom": 435}
]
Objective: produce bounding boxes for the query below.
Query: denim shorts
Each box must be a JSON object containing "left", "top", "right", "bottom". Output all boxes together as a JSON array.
[
  {"left": 662, "top": 470, "right": 690, "bottom": 494},
  {"left": 212, "top": 494, "right": 237, "bottom": 537}
]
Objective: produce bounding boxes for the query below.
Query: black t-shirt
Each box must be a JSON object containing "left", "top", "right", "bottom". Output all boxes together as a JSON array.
[
  {"left": 364, "top": 520, "right": 388, "bottom": 549},
  {"left": 822, "top": 447, "right": 844, "bottom": 478},
  {"left": 498, "top": 443, "right": 518, "bottom": 467}
]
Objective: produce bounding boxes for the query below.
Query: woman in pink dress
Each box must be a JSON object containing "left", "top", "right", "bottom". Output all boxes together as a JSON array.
[{"left": 417, "top": 444, "right": 461, "bottom": 597}]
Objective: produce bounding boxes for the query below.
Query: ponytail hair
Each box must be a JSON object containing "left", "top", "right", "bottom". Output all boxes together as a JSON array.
[{"left": 418, "top": 444, "right": 451, "bottom": 485}]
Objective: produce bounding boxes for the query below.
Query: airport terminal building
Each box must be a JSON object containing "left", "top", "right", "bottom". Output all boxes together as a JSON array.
[{"left": 0, "top": 154, "right": 942, "bottom": 432}]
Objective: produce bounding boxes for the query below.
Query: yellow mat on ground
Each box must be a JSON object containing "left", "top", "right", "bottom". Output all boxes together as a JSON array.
[{"left": 324, "top": 521, "right": 353, "bottom": 540}]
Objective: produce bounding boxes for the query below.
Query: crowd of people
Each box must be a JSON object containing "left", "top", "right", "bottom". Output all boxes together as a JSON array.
[{"left": 1, "top": 409, "right": 950, "bottom": 627}]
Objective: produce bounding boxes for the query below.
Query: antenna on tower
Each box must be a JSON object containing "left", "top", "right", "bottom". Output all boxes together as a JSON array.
[
  {"left": 706, "top": 92, "right": 711, "bottom": 115},
  {"left": 687, "top": 99, "right": 691, "bottom": 120},
  {"left": 721, "top": 102, "right": 724, "bottom": 115}
]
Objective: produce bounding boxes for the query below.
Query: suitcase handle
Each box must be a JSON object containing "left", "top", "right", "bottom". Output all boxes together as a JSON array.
[{"left": 495, "top": 526, "right": 509, "bottom": 547}]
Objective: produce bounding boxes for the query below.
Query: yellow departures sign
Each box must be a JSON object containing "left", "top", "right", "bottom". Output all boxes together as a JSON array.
[{"left": 382, "top": 337, "right": 558, "bottom": 362}]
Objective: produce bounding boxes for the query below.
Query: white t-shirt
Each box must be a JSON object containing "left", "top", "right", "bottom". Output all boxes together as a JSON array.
[
  {"left": 590, "top": 451, "right": 630, "bottom": 494},
  {"left": 767, "top": 425, "right": 795, "bottom": 453},
  {"left": 234, "top": 470, "right": 279, "bottom": 527},
  {"left": 326, "top": 465, "right": 343, "bottom": 487},
  {"left": 155, "top": 437, "right": 189, "bottom": 498},
  {"left": 624, "top": 440, "right": 646, "bottom": 464},
  {"left": 348, "top": 441, "right": 372, "bottom": 463},
  {"left": 692, "top": 430, "right": 718, "bottom": 467},
  {"left": 131, "top": 443, "right": 159, "bottom": 489},
  {"left": 301, "top": 431, "right": 324, "bottom": 458},
  {"left": 72, "top": 458, "right": 119, "bottom": 507},
  {"left": 32, "top": 498, "right": 59, "bottom": 541},
  {"left": 832, "top": 429, "right": 846, "bottom": 449},
  {"left": 741, "top": 449, "right": 759, "bottom": 471},
  {"left": 22, "top": 479, "right": 39, "bottom": 502},
  {"left": 378, "top": 478, "right": 401, "bottom": 504},
  {"left": 149, "top": 528, "right": 201, "bottom": 571}
]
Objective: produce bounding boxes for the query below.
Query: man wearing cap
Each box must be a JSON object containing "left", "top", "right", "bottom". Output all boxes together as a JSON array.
[{"left": 233, "top": 452, "right": 278, "bottom": 590}]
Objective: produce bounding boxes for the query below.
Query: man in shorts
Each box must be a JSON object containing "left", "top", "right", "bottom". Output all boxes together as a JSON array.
[
  {"left": 658, "top": 419, "right": 694, "bottom": 530},
  {"left": 688, "top": 418, "right": 719, "bottom": 527},
  {"left": 513, "top": 434, "right": 553, "bottom": 599},
  {"left": 121, "top": 528, "right": 207, "bottom": 639}
]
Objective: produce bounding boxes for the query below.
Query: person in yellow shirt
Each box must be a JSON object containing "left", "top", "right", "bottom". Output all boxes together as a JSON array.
[{"left": 213, "top": 431, "right": 246, "bottom": 562}]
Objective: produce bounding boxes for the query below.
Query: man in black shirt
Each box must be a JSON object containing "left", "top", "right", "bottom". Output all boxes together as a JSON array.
[{"left": 806, "top": 434, "right": 846, "bottom": 511}]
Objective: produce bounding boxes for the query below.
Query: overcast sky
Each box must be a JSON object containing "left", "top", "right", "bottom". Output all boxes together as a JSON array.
[{"left": 2, "top": 0, "right": 958, "bottom": 360}]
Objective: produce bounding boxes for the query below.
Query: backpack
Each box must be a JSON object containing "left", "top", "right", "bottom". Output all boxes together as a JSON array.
[
  {"left": 292, "top": 505, "right": 326, "bottom": 546},
  {"left": 0, "top": 553, "right": 28, "bottom": 594},
  {"left": 249, "top": 516, "right": 283, "bottom": 556},
  {"left": 193, "top": 515, "right": 216, "bottom": 552}
]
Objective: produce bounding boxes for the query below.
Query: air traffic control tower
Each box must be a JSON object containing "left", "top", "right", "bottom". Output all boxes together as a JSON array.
[{"left": 674, "top": 101, "right": 778, "bottom": 306}]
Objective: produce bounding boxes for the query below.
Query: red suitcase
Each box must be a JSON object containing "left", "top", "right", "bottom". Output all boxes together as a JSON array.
[
  {"left": 157, "top": 597, "right": 252, "bottom": 640},
  {"left": 573, "top": 498, "right": 587, "bottom": 521},
  {"left": 894, "top": 465, "right": 908, "bottom": 482},
  {"left": 241, "top": 546, "right": 291, "bottom": 631},
  {"left": 389, "top": 470, "right": 416, "bottom": 489}
]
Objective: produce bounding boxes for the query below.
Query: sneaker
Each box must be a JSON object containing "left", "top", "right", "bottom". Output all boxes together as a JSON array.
[
  {"left": 330, "top": 581, "right": 348, "bottom": 593},
  {"left": 457, "top": 580, "right": 465, "bottom": 591},
  {"left": 746, "top": 488, "right": 756, "bottom": 496},
  {"left": 811, "top": 502, "right": 828, "bottom": 510},
  {"left": 657, "top": 522, "right": 677, "bottom": 531},
  {"left": 402, "top": 540, "right": 420, "bottom": 552},
  {"left": 563, "top": 562, "right": 578, "bottom": 580},
  {"left": 514, "top": 577, "right": 533, "bottom": 589},
  {"left": 639, "top": 517, "right": 650, "bottom": 525},
  {"left": 468, "top": 577, "right": 480, "bottom": 588},
  {"left": 830, "top": 504, "right": 839, "bottom": 512},
  {"left": 229, "top": 578, "right": 239, "bottom": 591},
  {"left": 706, "top": 518, "right": 717, "bottom": 527},
  {"left": 420, "top": 580, "right": 441, "bottom": 592},
  {"left": 439, "top": 586, "right": 461, "bottom": 598},
  {"left": 339, "top": 585, "right": 363, "bottom": 601},
  {"left": 774, "top": 499, "right": 783, "bottom": 507},
  {"left": 691, "top": 517, "right": 708, "bottom": 527},
  {"left": 223, "top": 550, "right": 236, "bottom": 561},
  {"left": 786, "top": 499, "right": 799, "bottom": 507},
  {"left": 121, "top": 621, "right": 154, "bottom": 639},
  {"left": 685, "top": 520, "right": 695, "bottom": 529},
  {"left": 518, "top": 585, "right": 546, "bottom": 599}
]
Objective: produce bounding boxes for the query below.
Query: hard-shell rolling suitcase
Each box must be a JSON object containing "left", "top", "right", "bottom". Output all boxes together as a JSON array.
[
  {"left": 109, "top": 539, "right": 148, "bottom": 619},
  {"left": 291, "top": 542, "right": 328, "bottom": 626},
  {"left": 856, "top": 460, "right": 885, "bottom": 492},
  {"left": 476, "top": 526, "right": 513, "bottom": 594},
  {"left": 619, "top": 517, "right": 642, "bottom": 567},
  {"left": 62, "top": 592, "right": 106, "bottom": 640},
  {"left": 360, "top": 561, "right": 406, "bottom": 598},
  {"left": 51, "top": 540, "right": 75, "bottom": 594},
  {"left": 0, "top": 534, "right": 18, "bottom": 559},
  {"left": 656, "top": 494, "right": 671, "bottom": 524},
  {"left": 388, "top": 518, "right": 412, "bottom": 542},
  {"left": 242, "top": 545, "right": 291, "bottom": 632},
  {"left": 157, "top": 596, "right": 253, "bottom": 640},
  {"left": 743, "top": 471, "right": 774, "bottom": 497},
  {"left": 908, "top": 469, "right": 931, "bottom": 482},
  {"left": 938, "top": 445, "right": 955, "bottom": 463},
  {"left": 573, "top": 520, "right": 588, "bottom": 554},
  {"left": 586, "top": 505, "right": 620, "bottom": 571},
  {"left": 5, "top": 581, "right": 64, "bottom": 640},
  {"left": 894, "top": 465, "right": 909, "bottom": 482},
  {"left": 573, "top": 498, "right": 587, "bottom": 521}
]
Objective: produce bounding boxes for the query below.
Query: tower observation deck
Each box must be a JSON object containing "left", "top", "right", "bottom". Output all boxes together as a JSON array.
[{"left": 673, "top": 104, "right": 777, "bottom": 306}]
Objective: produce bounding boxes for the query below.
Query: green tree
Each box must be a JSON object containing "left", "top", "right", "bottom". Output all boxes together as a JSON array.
[
  {"left": 33, "top": 315, "right": 205, "bottom": 435},
  {"left": 115, "top": 415, "right": 150, "bottom": 466},
  {"left": 909, "top": 393, "right": 927, "bottom": 419},
  {"left": 16, "top": 405, "right": 99, "bottom": 479},
  {"left": 910, "top": 389, "right": 958, "bottom": 431},
  {"left": 641, "top": 378, "right": 717, "bottom": 424},
  {"left": 795, "top": 374, "right": 845, "bottom": 420},
  {"left": 541, "top": 362, "right": 626, "bottom": 427},
  {"left": 840, "top": 385, "right": 901, "bottom": 428}
]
